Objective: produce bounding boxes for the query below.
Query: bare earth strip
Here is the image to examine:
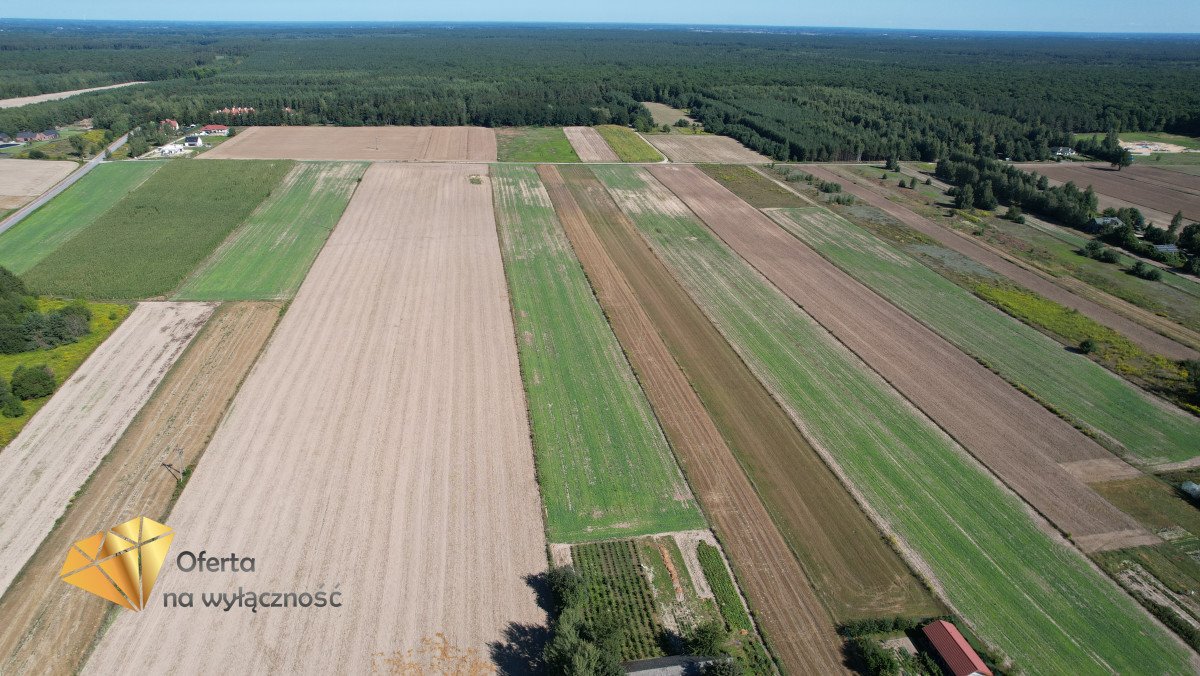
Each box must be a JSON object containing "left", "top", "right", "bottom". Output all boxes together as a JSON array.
[
  {"left": 1015, "top": 162, "right": 1200, "bottom": 222},
  {"left": 645, "top": 135, "right": 770, "bottom": 164},
  {"left": 1128, "top": 164, "right": 1200, "bottom": 193},
  {"left": 651, "top": 165, "right": 1154, "bottom": 551},
  {"left": 85, "top": 164, "right": 546, "bottom": 674},
  {"left": 563, "top": 126, "right": 620, "bottom": 162},
  {"left": 0, "top": 82, "right": 145, "bottom": 109},
  {"left": 540, "top": 164, "right": 848, "bottom": 674},
  {"left": 0, "top": 302, "right": 214, "bottom": 596},
  {"left": 202, "top": 126, "right": 498, "bottom": 161},
  {"left": 0, "top": 302, "right": 279, "bottom": 675},
  {"left": 803, "top": 164, "right": 1200, "bottom": 361},
  {"left": 0, "top": 160, "right": 77, "bottom": 209}
]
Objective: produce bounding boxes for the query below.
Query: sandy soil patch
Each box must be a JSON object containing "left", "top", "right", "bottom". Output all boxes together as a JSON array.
[
  {"left": 0, "top": 302, "right": 278, "bottom": 674},
  {"left": 0, "top": 160, "right": 76, "bottom": 209},
  {"left": 85, "top": 164, "right": 545, "bottom": 674},
  {"left": 563, "top": 126, "right": 620, "bottom": 162},
  {"left": 1061, "top": 458, "right": 1142, "bottom": 483},
  {"left": 645, "top": 135, "right": 769, "bottom": 164},
  {"left": 1121, "top": 140, "right": 1190, "bottom": 154},
  {"left": 542, "top": 164, "right": 848, "bottom": 674},
  {"left": 0, "top": 302, "right": 214, "bottom": 596},
  {"left": 804, "top": 164, "right": 1199, "bottom": 361},
  {"left": 0, "top": 82, "right": 145, "bottom": 109},
  {"left": 652, "top": 165, "right": 1149, "bottom": 544},
  {"left": 202, "top": 126, "right": 497, "bottom": 161}
]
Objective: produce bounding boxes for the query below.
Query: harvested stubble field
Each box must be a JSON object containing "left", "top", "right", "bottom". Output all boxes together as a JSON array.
[
  {"left": 655, "top": 165, "right": 1150, "bottom": 549},
  {"left": 631, "top": 167, "right": 1191, "bottom": 672},
  {"left": 772, "top": 207, "right": 1200, "bottom": 466},
  {"left": 175, "top": 162, "right": 367, "bottom": 301},
  {"left": 23, "top": 160, "right": 293, "bottom": 299},
  {"left": 0, "top": 161, "right": 162, "bottom": 274},
  {"left": 802, "top": 164, "right": 1200, "bottom": 361},
  {"left": 563, "top": 126, "right": 620, "bottom": 162},
  {"left": 491, "top": 164, "right": 703, "bottom": 542},
  {"left": 596, "top": 125, "right": 664, "bottom": 163},
  {"left": 590, "top": 164, "right": 940, "bottom": 622},
  {"left": 0, "top": 302, "right": 278, "bottom": 675},
  {"left": 495, "top": 127, "right": 580, "bottom": 162},
  {"left": 644, "top": 135, "right": 769, "bottom": 164},
  {"left": 0, "top": 159, "right": 76, "bottom": 209},
  {"left": 542, "top": 164, "right": 849, "bottom": 674},
  {"left": 202, "top": 126, "right": 498, "bottom": 161},
  {"left": 86, "top": 164, "right": 547, "bottom": 673},
  {"left": 1016, "top": 162, "right": 1200, "bottom": 222},
  {"left": 0, "top": 302, "right": 213, "bottom": 597}
]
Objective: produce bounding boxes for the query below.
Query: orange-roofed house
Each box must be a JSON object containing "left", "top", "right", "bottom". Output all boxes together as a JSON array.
[
  {"left": 161, "top": 119, "right": 180, "bottom": 131},
  {"left": 200, "top": 124, "right": 229, "bottom": 136},
  {"left": 922, "top": 620, "right": 992, "bottom": 676}
]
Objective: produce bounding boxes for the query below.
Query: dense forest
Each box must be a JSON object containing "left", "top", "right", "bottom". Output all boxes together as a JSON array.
[{"left": 0, "top": 21, "right": 1199, "bottom": 162}]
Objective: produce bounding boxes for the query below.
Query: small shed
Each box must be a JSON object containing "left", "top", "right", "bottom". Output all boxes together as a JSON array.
[
  {"left": 922, "top": 620, "right": 992, "bottom": 676},
  {"left": 1155, "top": 244, "right": 1180, "bottom": 254}
]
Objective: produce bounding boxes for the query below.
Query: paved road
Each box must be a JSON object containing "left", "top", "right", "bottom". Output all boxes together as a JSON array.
[{"left": 0, "top": 134, "right": 129, "bottom": 237}]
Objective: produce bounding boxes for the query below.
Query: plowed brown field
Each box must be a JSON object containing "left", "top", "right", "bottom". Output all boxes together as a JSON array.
[
  {"left": 588, "top": 165, "right": 939, "bottom": 621},
  {"left": 540, "top": 164, "right": 849, "bottom": 674},
  {"left": 563, "top": 126, "right": 620, "bottom": 162},
  {"left": 85, "top": 164, "right": 546, "bottom": 673},
  {"left": 0, "top": 159, "right": 76, "bottom": 209},
  {"left": 803, "top": 164, "right": 1200, "bottom": 361},
  {"left": 202, "top": 126, "right": 497, "bottom": 161},
  {"left": 1015, "top": 162, "right": 1200, "bottom": 221},
  {"left": 0, "top": 302, "right": 279, "bottom": 675},
  {"left": 645, "top": 135, "right": 770, "bottom": 164},
  {"left": 652, "top": 165, "right": 1154, "bottom": 551},
  {"left": 0, "top": 302, "right": 214, "bottom": 596}
]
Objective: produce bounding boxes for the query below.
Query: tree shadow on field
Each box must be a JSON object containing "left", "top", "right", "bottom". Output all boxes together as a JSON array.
[{"left": 489, "top": 572, "right": 552, "bottom": 675}]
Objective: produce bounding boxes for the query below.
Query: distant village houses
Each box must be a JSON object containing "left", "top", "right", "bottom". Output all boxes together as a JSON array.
[{"left": 214, "top": 107, "right": 255, "bottom": 116}]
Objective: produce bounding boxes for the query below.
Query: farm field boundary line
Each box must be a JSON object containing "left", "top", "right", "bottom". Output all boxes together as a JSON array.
[
  {"left": 633, "top": 166, "right": 1192, "bottom": 673},
  {"left": 768, "top": 206, "right": 1200, "bottom": 467},
  {"left": 802, "top": 164, "right": 1200, "bottom": 360},
  {"left": 84, "top": 164, "right": 546, "bottom": 672},
  {"left": 651, "top": 165, "right": 1151, "bottom": 547},
  {"left": 589, "top": 163, "right": 941, "bottom": 622},
  {"left": 540, "top": 163, "right": 849, "bottom": 674},
  {"left": 0, "top": 302, "right": 280, "bottom": 674},
  {"left": 0, "top": 301, "right": 214, "bottom": 597},
  {"left": 491, "top": 163, "right": 704, "bottom": 543}
]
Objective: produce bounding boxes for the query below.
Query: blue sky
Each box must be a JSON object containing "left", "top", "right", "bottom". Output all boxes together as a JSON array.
[{"left": 5, "top": 0, "right": 1199, "bottom": 33}]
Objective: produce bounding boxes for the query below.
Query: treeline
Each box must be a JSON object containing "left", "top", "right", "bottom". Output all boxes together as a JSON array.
[
  {"left": 0, "top": 268, "right": 92, "bottom": 354},
  {"left": 1, "top": 23, "right": 1198, "bottom": 164}
]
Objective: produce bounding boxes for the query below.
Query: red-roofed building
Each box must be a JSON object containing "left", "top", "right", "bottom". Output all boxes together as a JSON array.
[
  {"left": 161, "top": 119, "right": 180, "bottom": 131},
  {"left": 922, "top": 621, "right": 992, "bottom": 676},
  {"left": 200, "top": 124, "right": 229, "bottom": 136}
]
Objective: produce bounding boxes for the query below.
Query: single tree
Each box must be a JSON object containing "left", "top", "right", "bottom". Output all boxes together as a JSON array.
[
  {"left": 955, "top": 184, "right": 975, "bottom": 210},
  {"left": 1079, "top": 338, "right": 1097, "bottom": 354}
]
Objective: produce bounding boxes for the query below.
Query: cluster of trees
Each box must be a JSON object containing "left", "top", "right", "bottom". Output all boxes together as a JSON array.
[
  {"left": 2, "top": 24, "right": 1198, "bottom": 163},
  {"left": 1075, "top": 131, "right": 1133, "bottom": 169},
  {"left": 937, "top": 152, "right": 1098, "bottom": 225},
  {"left": 0, "top": 268, "right": 93, "bottom": 355}
]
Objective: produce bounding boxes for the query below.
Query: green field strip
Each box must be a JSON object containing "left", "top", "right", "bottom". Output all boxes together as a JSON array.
[
  {"left": 602, "top": 166, "right": 1189, "bottom": 673},
  {"left": 771, "top": 207, "right": 1200, "bottom": 466},
  {"left": 496, "top": 127, "right": 581, "bottom": 162},
  {"left": 491, "top": 164, "right": 703, "bottom": 543},
  {"left": 173, "top": 162, "right": 367, "bottom": 301},
  {"left": 0, "top": 162, "right": 164, "bottom": 274},
  {"left": 22, "top": 160, "right": 294, "bottom": 300},
  {"left": 597, "top": 125, "right": 664, "bottom": 163}
]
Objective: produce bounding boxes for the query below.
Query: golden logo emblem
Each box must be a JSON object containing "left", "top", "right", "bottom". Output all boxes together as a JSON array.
[{"left": 59, "top": 516, "right": 174, "bottom": 611}]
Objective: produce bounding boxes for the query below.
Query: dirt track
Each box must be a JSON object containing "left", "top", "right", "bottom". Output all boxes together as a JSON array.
[
  {"left": 541, "top": 164, "right": 849, "bottom": 674},
  {"left": 85, "top": 164, "right": 546, "bottom": 674},
  {"left": 591, "top": 165, "right": 939, "bottom": 621},
  {"left": 652, "top": 165, "right": 1153, "bottom": 549},
  {"left": 0, "top": 160, "right": 77, "bottom": 209},
  {"left": 563, "top": 126, "right": 620, "bottom": 162},
  {"left": 1015, "top": 163, "right": 1200, "bottom": 222},
  {"left": 0, "top": 302, "right": 278, "bottom": 675},
  {"left": 804, "top": 164, "right": 1200, "bottom": 361},
  {"left": 0, "top": 302, "right": 214, "bottom": 596},
  {"left": 202, "top": 126, "right": 497, "bottom": 161},
  {"left": 0, "top": 82, "right": 145, "bottom": 109},
  {"left": 644, "top": 135, "right": 770, "bottom": 164}
]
